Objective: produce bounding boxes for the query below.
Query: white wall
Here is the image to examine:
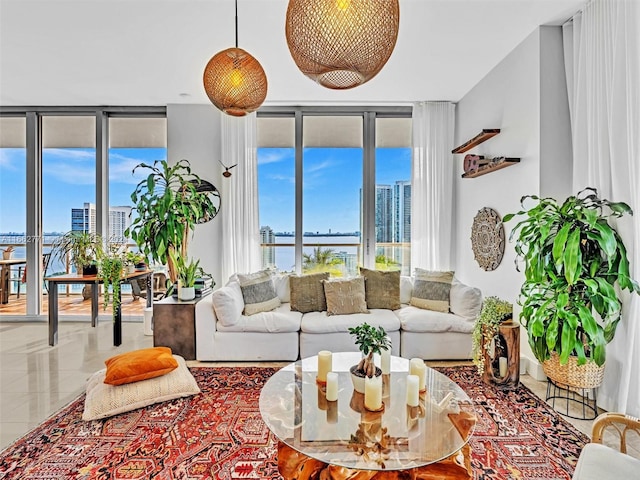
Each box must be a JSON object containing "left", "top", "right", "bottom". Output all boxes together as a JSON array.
[
  {"left": 167, "top": 104, "right": 224, "bottom": 287},
  {"left": 453, "top": 27, "right": 572, "bottom": 375}
]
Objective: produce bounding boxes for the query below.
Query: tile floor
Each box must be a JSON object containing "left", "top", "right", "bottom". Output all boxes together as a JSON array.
[{"left": 1, "top": 320, "right": 638, "bottom": 458}]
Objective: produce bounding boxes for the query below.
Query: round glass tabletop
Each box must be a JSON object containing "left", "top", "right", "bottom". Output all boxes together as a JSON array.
[{"left": 259, "top": 352, "right": 476, "bottom": 471}]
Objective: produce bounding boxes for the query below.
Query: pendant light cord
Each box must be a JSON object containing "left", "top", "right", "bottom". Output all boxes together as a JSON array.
[{"left": 235, "top": 0, "right": 238, "bottom": 48}]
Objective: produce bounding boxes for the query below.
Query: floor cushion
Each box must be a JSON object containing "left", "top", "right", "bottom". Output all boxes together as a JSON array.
[{"left": 83, "top": 355, "right": 200, "bottom": 421}]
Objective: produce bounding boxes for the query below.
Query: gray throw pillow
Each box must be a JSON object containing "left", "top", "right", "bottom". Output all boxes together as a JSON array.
[
  {"left": 360, "top": 267, "right": 401, "bottom": 310},
  {"left": 237, "top": 270, "right": 281, "bottom": 316},
  {"left": 410, "top": 269, "right": 454, "bottom": 312},
  {"left": 289, "top": 272, "right": 329, "bottom": 313}
]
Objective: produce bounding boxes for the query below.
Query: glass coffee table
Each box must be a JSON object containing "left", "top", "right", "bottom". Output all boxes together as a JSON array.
[{"left": 259, "top": 352, "right": 476, "bottom": 479}]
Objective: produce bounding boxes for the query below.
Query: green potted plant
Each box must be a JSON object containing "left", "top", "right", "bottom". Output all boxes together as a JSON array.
[
  {"left": 504, "top": 188, "right": 639, "bottom": 387},
  {"left": 471, "top": 296, "right": 513, "bottom": 376},
  {"left": 125, "top": 159, "right": 217, "bottom": 284},
  {"left": 52, "top": 231, "right": 103, "bottom": 275},
  {"left": 98, "top": 246, "right": 125, "bottom": 320},
  {"left": 348, "top": 323, "right": 391, "bottom": 393},
  {"left": 169, "top": 250, "right": 200, "bottom": 301},
  {"left": 124, "top": 251, "right": 146, "bottom": 273}
]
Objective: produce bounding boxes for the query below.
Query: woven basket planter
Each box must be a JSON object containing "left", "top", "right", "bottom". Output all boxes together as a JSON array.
[{"left": 543, "top": 352, "right": 605, "bottom": 389}]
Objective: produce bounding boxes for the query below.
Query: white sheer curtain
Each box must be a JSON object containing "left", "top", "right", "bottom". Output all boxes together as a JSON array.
[
  {"left": 411, "top": 102, "right": 455, "bottom": 271},
  {"left": 219, "top": 113, "right": 261, "bottom": 284},
  {"left": 563, "top": 0, "right": 640, "bottom": 415}
]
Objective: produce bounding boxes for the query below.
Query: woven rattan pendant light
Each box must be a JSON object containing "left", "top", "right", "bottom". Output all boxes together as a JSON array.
[
  {"left": 203, "top": 0, "right": 267, "bottom": 116},
  {"left": 285, "top": 0, "right": 400, "bottom": 90}
]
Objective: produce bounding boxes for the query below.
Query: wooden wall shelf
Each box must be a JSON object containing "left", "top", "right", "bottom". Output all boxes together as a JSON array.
[
  {"left": 461, "top": 158, "right": 520, "bottom": 178},
  {"left": 452, "top": 129, "right": 500, "bottom": 154}
]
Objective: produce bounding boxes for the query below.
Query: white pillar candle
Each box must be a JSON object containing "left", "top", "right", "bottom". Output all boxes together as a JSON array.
[
  {"left": 364, "top": 375, "right": 383, "bottom": 411},
  {"left": 406, "top": 374, "right": 419, "bottom": 407},
  {"left": 317, "top": 351, "right": 332, "bottom": 383},
  {"left": 409, "top": 358, "right": 423, "bottom": 376},
  {"left": 325, "top": 372, "right": 339, "bottom": 401},
  {"left": 410, "top": 358, "right": 427, "bottom": 392},
  {"left": 499, "top": 357, "right": 508, "bottom": 378},
  {"left": 381, "top": 349, "right": 391, "bottom": 375}
]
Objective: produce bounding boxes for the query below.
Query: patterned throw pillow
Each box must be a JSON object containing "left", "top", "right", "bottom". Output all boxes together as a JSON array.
[
  {"left": 359, "top": 267, "right": 401, "bottom": 310},
  {"left": 289, "top": 272, "right": 329, "bottom": 313},
  {"left": 410, "top": 269, "right": 454, "bottom": 312},
  {"left": 323, "top": 277, "right": 369, "bottom": 316},
  {"left": 237, "top": 270, "right": 281, "bottom": 316}
]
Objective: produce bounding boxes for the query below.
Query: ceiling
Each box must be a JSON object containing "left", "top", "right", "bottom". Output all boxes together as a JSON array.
[{"left": 0, "top": 0, "right": 586, "bottom": 107}]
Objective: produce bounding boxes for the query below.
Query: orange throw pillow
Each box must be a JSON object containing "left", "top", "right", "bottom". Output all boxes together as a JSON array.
[{"left": 104, "top": 347, "right": 178, "bottom": 386}]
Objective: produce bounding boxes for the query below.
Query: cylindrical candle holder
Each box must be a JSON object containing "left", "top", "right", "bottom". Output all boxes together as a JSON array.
[
  {"left": 317, "top": 385, "right": 328, "bottom": 410},
  {"left": 406, "top": 374, "right": 419, "bottom": 407},
  {"left": 326, "top": 400, "right": 338, "bottom": 424},
  {"left": 364, "top": 375, "right": 383, "bottom": 411},
  {"left": 317, "top": 350, "right": 332, "bottom": 384},
  {"left": 325, "top": 372, "right": 339, "bottom": 401}
]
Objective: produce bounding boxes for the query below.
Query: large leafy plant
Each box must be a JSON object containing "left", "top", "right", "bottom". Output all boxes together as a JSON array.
[
  {"left": 126, "top": 159, "right": 216, "bottom": 283},
  {"left": 504, "top": 188, "right": 639, "bottom": 367}
]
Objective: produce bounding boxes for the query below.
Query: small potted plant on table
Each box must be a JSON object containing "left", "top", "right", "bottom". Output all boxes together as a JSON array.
[
  {"left": 169, "top": 251, "right": 200, "bottom": 301},
  {"left": 348, "top": 323, "right": 391, "bottom": 394}
]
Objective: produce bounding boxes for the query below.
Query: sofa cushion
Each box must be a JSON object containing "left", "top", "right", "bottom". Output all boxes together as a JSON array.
[
  {"left": 450, "top": 278, "right": 483, "bottom": 322},
  {"left": 237, "top": 269, "right": 281, "bottom": 315},
  {"left": 290, "top": 272, "right": 329, "bottom": 313},
  {"left": 103, "top": 347, "right": 178, "bottom": 386},
  {"left": 273, "top": 273, "right": 291, "bottom": 303},
  {"left": 323, "top": 277, "right": 369, "bottom": 316},
  {"left": 397, "top": 305, "right": 474, "bottom": 334},
  {"left": 301, "top": 308, "right": 400, "bottom": 334},
  {"left": 216, "top": 303, "right": 302, "bottom": 333},
  {"left": 211, "top": 281, "right": 244, "bottom": 327},
  {"left": 410, "top": 269, "right": 454, "bottom": 312},
  {"left": 360, "top": 268, "right": 400, "bottom": 310},
  {"left": 400, "top": 275, "right": 413, "bottom": 304}
]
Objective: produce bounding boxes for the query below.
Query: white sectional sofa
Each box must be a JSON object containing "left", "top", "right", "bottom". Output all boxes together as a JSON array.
[{"left": 195, "top": 274, "right": 482, "bottom": 362}]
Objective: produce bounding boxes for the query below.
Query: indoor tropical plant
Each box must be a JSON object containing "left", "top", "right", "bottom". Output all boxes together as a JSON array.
[
  {"left": 98, "top": 246, "right": 125, "bottom": 319},
  {"left": 169, "top": 250, "right": 201, "bottom": 300},
  {"left": 471, "top": 296, "right": 513, "bottom": 375},
  {"left": 348, "top": 323, "right": 391, "bottom": 391},
  {"left": 52, "top": 231, "right": 103, "bottom": 275},
  {"left": 504, "top": 188, "right": 639, "bottom": 374},
  {"left": 126, "top": 159, "right": 216, "bottom": 283}
]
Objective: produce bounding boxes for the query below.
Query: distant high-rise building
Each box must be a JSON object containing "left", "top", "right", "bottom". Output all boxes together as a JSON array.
[
  {"left": 260, "top": 225, "right": 276, "bottom": 268},
  {"left": 375, "top": 185, "right": 393, "bottom": 243},
  {"left": 71, "top": 203, "right": 132, "bottom": 243},
  {"left": 394, "top": 181, "right": 411, "bottom": 243}
]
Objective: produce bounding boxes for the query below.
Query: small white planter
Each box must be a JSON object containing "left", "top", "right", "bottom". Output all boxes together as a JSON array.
[{"left": 179, "top": 286, "right": 195, "bottom": 301}]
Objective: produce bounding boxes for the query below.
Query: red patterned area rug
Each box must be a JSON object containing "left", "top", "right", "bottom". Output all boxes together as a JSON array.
[{"left": 0, "top": 366, "right": 588, "bottom": 480}]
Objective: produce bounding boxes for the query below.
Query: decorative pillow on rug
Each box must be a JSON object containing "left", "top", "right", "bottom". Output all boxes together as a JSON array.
[
  {"left": 212, "top": 281, "right": 245, "bottom": 327},
  {"left": 289, "top": 272, "right": 329, "bottom": 313},
  {"left": 359, "top": 267, "right": 400, "bottom": 310},
  {"left": 83, "top": 355, "right": 200, "bottom": 421},
  {"left": 104, "top": 346, "right": 178, "bottom": 386},
  {"left": 323, "top": 276, "right": 369, "bottom": 316},
  {"left": 237, "top": 270, "right": 281, "bottom": 316},
  {"left": 410, "top": 269, "right": 454, "bottom": 313}
]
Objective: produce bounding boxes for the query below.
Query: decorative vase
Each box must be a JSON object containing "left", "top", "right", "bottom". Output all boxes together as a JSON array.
[
  {"left": 127, "top": 264, "right": 136, "bottom": 274},
  {"left": 350, "top": 365, "right": 382, "bottom": 394},
  {"left": 179, "top": 286, "right": 195, "bottom": 301},
  {"left": 2, "top": 250, "right": 12, "bottom": 260}
]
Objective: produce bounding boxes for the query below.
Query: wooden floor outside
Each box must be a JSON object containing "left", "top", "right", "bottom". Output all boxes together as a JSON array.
[{"left": 0, "top": 292, "right": 147, "bottom": 317}]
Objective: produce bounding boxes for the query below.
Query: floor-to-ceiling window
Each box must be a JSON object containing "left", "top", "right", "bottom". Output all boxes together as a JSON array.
[
  {"left": 257, "top": 107, "right": 412, "bottom": 276},
  {"left": 0, "top": 108, "right": 166, "bottom": 318}
]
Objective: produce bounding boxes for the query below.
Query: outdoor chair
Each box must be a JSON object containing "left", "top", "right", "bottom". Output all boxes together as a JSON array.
[{"left": 12, "top": 253, "right": 51, "bottom": 299}]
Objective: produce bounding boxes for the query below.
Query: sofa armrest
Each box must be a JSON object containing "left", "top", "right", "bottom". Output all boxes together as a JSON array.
[{"left": 195, "top": 293, "right": 217, "bottom": 360}]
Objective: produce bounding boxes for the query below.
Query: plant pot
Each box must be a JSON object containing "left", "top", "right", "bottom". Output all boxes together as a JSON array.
[
  {"left": 350, "top": 365, "right": 382, "bottom": 394},
  {"left": 134, "top": 262, "right": 147, "bottom": 272},
  {"left": 543, "top": 352, "right": 605, "bottom": 389},
  {"left": 82, "top": 264, "right": 98, "bottom": 276},
  {"left": 2, "top": 250, "right": 13, "bottom": 260},
  {"left": 127, "top": 265, "right": 136, "bottom": 274},
  {"left": 178, "top": 286, "right": 195, "bottom": 301}
]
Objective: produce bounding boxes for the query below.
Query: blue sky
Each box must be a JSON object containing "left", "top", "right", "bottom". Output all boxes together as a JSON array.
[{"left": 1, "top": 146, "right": 410, "bottom": 234}]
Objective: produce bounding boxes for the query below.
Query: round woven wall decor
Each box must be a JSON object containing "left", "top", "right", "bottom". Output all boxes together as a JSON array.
[
  {"left": 471, "top": 207, "right": 505, "bottom": 271},
  {"left": 285, "top": 0, "right": 400, "bottom": 90}
]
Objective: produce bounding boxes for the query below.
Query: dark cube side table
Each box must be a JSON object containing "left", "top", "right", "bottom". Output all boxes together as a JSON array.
[{"left": 153, "top": 294, "right": 208, "bottom": 360}]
